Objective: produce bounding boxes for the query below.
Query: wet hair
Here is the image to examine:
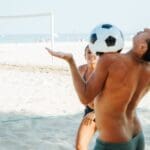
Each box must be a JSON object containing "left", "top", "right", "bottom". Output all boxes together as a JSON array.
[
  {"left": 117, "top": 49, "right": 122, "bottom": 53},
  {"left": 142, "top": 39, "right": 150, "bottom": 62},
  {"left": 96, "top": 52, "right": 104, "bottom": 56},
  {"left": 96, "top": 49, "right": 122, "bottom": 56}
]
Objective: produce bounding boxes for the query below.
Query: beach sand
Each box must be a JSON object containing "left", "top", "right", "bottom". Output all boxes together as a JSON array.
[{"left": 0, "top": 42, "right": 149, "bottom": 150}]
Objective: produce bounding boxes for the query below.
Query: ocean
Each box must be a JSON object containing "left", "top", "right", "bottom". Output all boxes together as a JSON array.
[{"left": 0, "top": 33, "right": 133, "bottom": 43}]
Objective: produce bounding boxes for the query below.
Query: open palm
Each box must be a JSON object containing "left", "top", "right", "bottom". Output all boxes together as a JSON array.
[{"left": 45, "top": 47, "right": 73, "bottom": 62}]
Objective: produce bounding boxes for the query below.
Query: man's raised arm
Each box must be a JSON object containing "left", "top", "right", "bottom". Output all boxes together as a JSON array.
[{"left": 45, "top": 48, "right": 108, "bottom": 104}]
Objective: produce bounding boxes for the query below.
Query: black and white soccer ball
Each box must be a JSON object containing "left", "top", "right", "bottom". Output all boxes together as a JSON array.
[{"left": 89, "top": 23, "right": 124, "bottom": 54}]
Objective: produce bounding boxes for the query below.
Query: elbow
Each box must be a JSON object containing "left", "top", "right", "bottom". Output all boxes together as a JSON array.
[
  {"left": 80, "top": 97, "right": 91, "bottom": 105},
  {"left": 80, "top": 100, "right": 88, "bottom": 105},
  {"left": 77, "top": 86, "right": 94, "bottom": 105}
]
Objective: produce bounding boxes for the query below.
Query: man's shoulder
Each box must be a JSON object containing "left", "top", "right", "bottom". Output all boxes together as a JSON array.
[
  {"left": 97, "top": 53, "right": 127, "bottom": 72},
  {"left": 97, "top": 53, "right": 120, "bottom": 65}
]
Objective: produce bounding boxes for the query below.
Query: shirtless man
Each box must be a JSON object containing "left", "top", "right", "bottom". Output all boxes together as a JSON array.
[{"left": 46, "top": 28, "right": 150, "bottom": 150}]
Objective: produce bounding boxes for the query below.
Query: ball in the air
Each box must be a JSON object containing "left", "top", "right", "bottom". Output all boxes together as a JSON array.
[{"left": 89, "top": 23, "right": 124, "bottom": 54}]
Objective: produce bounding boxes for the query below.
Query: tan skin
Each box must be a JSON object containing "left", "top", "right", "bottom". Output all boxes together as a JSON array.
[
  {"left": 75, "top": 46, "right": 97, "bottom": 150},
  {"left": 78, "top": 46, "right": 96, "bottom": 109},
  {"left": 46, "top": 28, "right": 150, "bottom": 144}
]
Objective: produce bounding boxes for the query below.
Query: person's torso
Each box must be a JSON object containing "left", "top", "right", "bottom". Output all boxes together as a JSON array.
[
  {"left": 94, "top": 54, "right": 150, "bottom": 142},
  {"left": 79, "top": 64, "right": 95, "bottom": 109}
]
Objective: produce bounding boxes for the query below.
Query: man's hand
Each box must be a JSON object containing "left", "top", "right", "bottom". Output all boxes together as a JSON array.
[{"left": 45, "top": 47, "right": 73, "bottom": 62}]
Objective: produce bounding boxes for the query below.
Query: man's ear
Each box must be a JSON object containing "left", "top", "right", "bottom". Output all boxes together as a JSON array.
[{"left": 140, "top": 43, "right": 147, "bottom": 54}]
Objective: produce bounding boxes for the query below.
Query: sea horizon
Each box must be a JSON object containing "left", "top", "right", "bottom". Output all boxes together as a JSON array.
[{"left": 0, "top": 32, "right": 134, "bottom": 43}]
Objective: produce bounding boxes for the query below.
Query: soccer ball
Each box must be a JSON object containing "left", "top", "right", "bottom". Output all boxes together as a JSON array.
[{"left": 89, "top": 23, "right": 124, "bottom": 54}]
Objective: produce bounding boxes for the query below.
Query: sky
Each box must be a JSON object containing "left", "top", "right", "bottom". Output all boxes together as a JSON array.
[{"left": 0, "top": 0, "right": 149, "bottom": 35}]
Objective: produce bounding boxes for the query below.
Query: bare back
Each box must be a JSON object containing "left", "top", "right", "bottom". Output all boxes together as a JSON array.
[{"left": 94, "top": 53, "right": 150, "bottom": 142}]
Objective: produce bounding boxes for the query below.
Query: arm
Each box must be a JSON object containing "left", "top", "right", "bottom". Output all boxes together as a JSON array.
[
  {"left": 82, "top": 57, "right": 109, "bottom": 103},
  {"left": 46, "top": 48, "right": 109, "bottom": 104}
]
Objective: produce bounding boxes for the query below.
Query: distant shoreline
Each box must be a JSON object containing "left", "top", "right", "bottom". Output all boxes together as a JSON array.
[{"left": 0, "top": 33, "right": 134, "bottom": 43}]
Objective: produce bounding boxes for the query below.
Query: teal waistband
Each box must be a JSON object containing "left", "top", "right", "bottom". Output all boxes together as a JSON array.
[{"left": 94, "top": 132, "right": 145, "bottom": 150}]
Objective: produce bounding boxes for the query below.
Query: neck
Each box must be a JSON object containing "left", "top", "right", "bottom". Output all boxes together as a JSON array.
[{"left": 127, "top": 49, "right": 146, "bottom": 63}]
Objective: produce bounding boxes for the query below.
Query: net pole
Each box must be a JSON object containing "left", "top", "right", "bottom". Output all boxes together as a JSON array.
[{"left": 51, "top": 13, "right": 54, "bottom": 49}]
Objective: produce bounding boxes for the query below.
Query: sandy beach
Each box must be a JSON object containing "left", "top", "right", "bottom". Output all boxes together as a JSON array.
[{"left": 0, "top": 42, "right": 149, "bottom": 150}]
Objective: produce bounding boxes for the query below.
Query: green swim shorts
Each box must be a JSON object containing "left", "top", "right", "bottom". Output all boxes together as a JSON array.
[{"left": 94, "top": 132, "right": 145, "bottom": 150}]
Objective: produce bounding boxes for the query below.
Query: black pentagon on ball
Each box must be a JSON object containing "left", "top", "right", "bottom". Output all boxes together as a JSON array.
[
  {"left": 102, "top": 24, "right": 113, "bottom": 29},
  {"left": 90, "top": 33, "right": 97, "bottom": 44},
  {"left": 105, "top": 36, "right": 116, "bottom": 46}
]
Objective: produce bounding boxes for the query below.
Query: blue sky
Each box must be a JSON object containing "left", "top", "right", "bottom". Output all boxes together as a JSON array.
[{"left": 0, "top": 0, "right": 149, "bottom": 35}]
